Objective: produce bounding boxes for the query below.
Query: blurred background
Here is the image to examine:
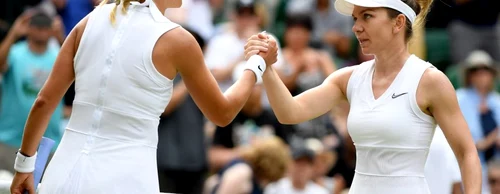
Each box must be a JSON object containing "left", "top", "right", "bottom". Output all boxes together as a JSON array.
[{"left": 0, "top": 0, "right": 498, "bottom": 193}]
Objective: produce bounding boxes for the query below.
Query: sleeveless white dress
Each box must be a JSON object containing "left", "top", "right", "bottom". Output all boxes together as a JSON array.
[
  {"left": 39, "top": 1, "right": 179, "bottom": 194},
  {"left": 346, "top": 55, "right": 437, "bottom": 194}
]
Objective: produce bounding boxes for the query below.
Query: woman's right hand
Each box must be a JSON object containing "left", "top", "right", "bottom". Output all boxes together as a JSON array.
[
  {"left": 244, "top": 32, "right": 278, "bottom": 66},
  {"left": 10, "top": 172, "right": 35, "bottom": 194}
]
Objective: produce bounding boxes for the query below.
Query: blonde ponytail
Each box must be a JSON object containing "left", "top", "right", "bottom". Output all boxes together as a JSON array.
[
  {"left": 99, "top": 0, "right": 141, "bottom": 24},
  {"left": 413, "top": 0, "right": 434, "bottom": 31}
]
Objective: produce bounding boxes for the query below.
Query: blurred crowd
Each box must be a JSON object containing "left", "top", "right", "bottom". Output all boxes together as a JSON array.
[{"left": 0, "top": 0, "right": 499, "bottom": 194}]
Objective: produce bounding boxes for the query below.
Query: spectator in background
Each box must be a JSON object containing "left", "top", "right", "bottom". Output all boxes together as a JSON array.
[
  {"left": 164, "top": 0, "right": 215, "bottom": 41},
  {"left": 206, "top": 0, "right": 293, "bottom": 171},
  {"left": 306, "top": 138, "right": 345, "bottom": 194},
  {"left": 156, "top": 28, "right": 208, "bottom": 194},
  {"left": 449, "top": 0, "right": 500, "bottom": 63},
  {"left": 0, "top": 11, "right": 63, "bottom": 173},
  {"left": 312, "top": 0, "right": 353, "bottom": 60},
  {"left": 425, "top": 126, "right": 462, "bottom": 194},
  {"left": 204, "top": 0, "right": 260, "bottom": 92},
  {"left": 52, "top": 0, "right": 101, "bottom": 35},
  {"left": 278, "top": 13, "right": 338, "bottom": 148},
  {"left": 209, "top": 49, "right": 293, "bottom": 171},
  {"left": 488, "top": 159, "right": 500, "bottom": 194},
  {"left": 0, "top": 0, "right": 45, "bottom": 41},
  {"left": 205, "top": 137, "right": 290, "bottom": 194},
  {"left": 265, "top": 143, "right": 329, "bottom": 194},
  {"left": 457, "top": 50, "right": 500, "bottom": 193}
]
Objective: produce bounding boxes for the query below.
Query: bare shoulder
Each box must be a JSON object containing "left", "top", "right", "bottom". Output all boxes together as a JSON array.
[
  {"left": 156, "top": 27, "right": 200, "bottom": 54},
  {"left": 420, "top": 68, "right": 455, "bottom": 95},
  {"left": 327, "top": 65, "right": 358, "bottom": 96},
  {"left": 419, "top": 67, "right": 457, "bottom": 105},
  {"left": 154, "top": 27, "right": 204, "bottom": 78}
]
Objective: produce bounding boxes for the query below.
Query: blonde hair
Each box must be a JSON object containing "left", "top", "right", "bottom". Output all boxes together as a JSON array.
[
  {"left": 240, "top": 137, "right": 291, "bottom": 182},
  {"left": 99, "top": 0, "right": 142, "bottom": 24}
]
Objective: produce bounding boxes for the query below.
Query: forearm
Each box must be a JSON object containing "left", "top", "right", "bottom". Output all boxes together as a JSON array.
[
  {"left": 457, "top": 149, "right": 482, "bottom": 194},
  {"left": 262, "top": 67, "right": 299, "bottom": 124},
  {"left": 20, "top": 97, "right": 60, "bottom": 156},
  {"left": 162, "top": 81, "right": 188, "bottom": 115},
  {"left": 211, "top": 68, "right": 234, "bottom": 81},
  {"left": 0, "top": 32, "right": 16, "bottom": 71},
  {"left": 220, "top": 71, "right": 256, "bottom": 124}
]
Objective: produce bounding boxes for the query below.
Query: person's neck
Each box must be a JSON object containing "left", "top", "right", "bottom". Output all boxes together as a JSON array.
[
  {"left": 291, "top": 178, "right": 307, "bottom": 190},
  {"left": 373, "top": 43, "right": 410, "bottom": 76},
  {"left": 28, "top": 40, "right": 48, "bottom": 55}
]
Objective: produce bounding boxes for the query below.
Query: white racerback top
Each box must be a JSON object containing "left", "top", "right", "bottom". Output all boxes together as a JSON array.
[
  {"left": 68, "top": 1, "right": 179, "bottom": 148},
  {"left": 346, "top": 55, "right": 437, "bottom": 194},
  {"left": 39, "top": 2, "right": 180, "bottom": 194}
]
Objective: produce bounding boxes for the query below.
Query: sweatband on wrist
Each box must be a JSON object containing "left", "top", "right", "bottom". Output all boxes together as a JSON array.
[
  {"left": 14, "top": 151, "right": 37, "bottom": 173},
  {"left": 245, "top": 55, "right": 266, "bottom": 84}
]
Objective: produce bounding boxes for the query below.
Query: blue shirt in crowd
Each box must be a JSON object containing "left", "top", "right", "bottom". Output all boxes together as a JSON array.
[{"left": 0, "top": 41, "right": 63, "bottom": 149}]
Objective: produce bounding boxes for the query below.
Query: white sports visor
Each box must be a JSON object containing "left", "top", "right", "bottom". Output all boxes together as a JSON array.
[{"left": 334, "top": 0, "right": 417, "bottom": 24}]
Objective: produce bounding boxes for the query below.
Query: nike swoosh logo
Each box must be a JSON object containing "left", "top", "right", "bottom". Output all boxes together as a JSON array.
[
  {"left": 258, "top": 65, "right": 263, "bottom": 72},
  {"left": 392, "top": 92, "right": 408, "bottom": 99}
]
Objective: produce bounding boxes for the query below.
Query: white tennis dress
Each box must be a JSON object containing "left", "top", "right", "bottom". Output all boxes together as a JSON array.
[
  {"left": 346, "top": 55, "right": 437, "bottom": 194},
  {"left": 39, "top": 1, "right": 178, "bottom": 194}
]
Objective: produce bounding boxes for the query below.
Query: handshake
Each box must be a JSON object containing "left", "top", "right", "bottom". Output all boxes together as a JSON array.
[{"left": 240, "top": 32, "right": 279, "bottom": 84}]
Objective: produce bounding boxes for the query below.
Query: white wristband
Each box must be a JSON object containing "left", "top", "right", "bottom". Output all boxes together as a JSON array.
[
  {"left": 245, "top": 55, "right": 266, "bottom": 84},
  {"left": 14, "top": 151, "right": 37, "bottom": 173}
]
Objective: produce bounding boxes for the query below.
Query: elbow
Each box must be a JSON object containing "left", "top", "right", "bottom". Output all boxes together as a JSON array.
[
  {"left": 212, "top": 112, "right": 234, "bottom": 127},
  {"left": 276, "top": 115, "right": 296, "bottom": 125},
  {"left": 33, "top": 95, "right": 50, "bottom": 109}
]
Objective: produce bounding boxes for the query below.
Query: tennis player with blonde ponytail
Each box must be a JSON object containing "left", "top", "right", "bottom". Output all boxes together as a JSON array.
[
  {"left": 245, "top": 0, "right": 482, "bottom": 193},
  {"left": 9, "top": 0, "right": 277, "bottom": 193}
]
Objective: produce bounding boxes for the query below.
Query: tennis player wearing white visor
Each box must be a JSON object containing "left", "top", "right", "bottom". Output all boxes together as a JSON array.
[{"left": 243, "top": 0, "right": 482, "bottom": 193}]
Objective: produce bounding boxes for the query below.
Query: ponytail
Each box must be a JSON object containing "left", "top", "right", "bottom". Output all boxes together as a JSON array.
[
  {"left": 99, "top": 0, "right": 141, "bottom": 24},
  {"left": 413, "top": 0, "right": 433, "bottom": 30},
  {"left": 387, "top": 0, "right": 434, "bottom": 42}
]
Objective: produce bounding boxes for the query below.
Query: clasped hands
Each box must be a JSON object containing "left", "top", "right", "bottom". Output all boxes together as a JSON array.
[{"left": 244, "top": 32, "right": 279, "bottom": 68}]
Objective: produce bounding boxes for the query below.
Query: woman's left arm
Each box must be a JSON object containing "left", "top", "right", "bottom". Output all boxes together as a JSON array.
[
  {"left": 423, "top": 69, "right": 482, "bottom": 194},
  {"left": 18, "top": 16, "right": 85, "bottom": 156}
]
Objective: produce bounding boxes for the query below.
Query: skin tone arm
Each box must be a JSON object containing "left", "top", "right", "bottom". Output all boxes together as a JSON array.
[
  {"left": 11, "top": 17, "right": 274, "bottom": 193},
  {"left": 421, "top": 69, "right": 482, "bottom": 194},
  {"left": 262, "top": 64, "right": 352, "bottom": 124},
  {"left": 0, "top": 13, "right": 31, "bottom": 73},
  {"left": 216, "top": 163, "right": 253, "bottom": 194},
  {"left": 159, "top": 28, "right": 275, "bottom": 127},
  {"left": 244, "top": 34, "right": 353, "bottom": 124},
  {"left": 10, "top": 11, "right": 83, "bottom": 194}
]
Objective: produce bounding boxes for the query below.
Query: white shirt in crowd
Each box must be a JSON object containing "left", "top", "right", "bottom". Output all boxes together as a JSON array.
[{"left": 265, "top": 178, "right": 329, "bottom": 194}]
